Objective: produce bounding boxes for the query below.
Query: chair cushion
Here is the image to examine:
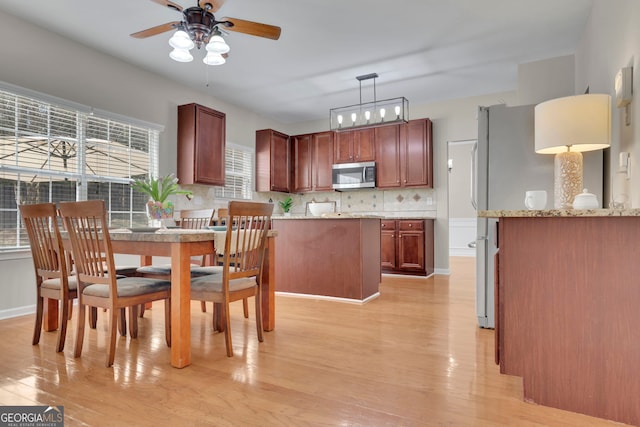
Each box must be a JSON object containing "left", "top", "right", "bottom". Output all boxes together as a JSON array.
[
  {"left": 114, "top": 265, "right": 142, "bottom": 276},
  {"left": 136, "top": 264, "right": 172, "bottom": 275},
  {"left": 82, "top": 277, "right": 170, "bottom": 298},
  {"left": 190, "top": 273, "right": 256, "bottom": 294},
  {"left": 138, "top": 264, "right": 219, "bottom": 277},
  {"left": 188, "top": 265, "right": 224, "bottom": 277},
  {"left": 42, "top": 276, "right": 78, "bottom": 291}
]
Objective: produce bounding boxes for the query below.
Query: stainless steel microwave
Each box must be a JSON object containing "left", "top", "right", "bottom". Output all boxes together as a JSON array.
[{"left": 332, "top": 161, "right": 376, "bottom": 190}]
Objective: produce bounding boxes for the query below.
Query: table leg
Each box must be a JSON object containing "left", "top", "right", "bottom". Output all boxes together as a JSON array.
[
  {"left": 170, "top": 242, "right": 192, "bottom": 368},
  {"left": 261, "top": 236, "right": 275, "bottom": 331},
  {"left": 140, "top": 256, "right": 153, "bottom": 311}
]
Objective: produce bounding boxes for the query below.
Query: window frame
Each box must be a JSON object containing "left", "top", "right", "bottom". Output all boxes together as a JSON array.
[
  {"left": 0, "top": 82, "right": 162, "bottom": 252},
  {"left": 214, "top": 141, "right": 254, "bottom": 200}
]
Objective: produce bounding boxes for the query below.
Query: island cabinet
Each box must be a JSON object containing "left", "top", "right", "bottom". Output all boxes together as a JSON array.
[
  {"left": 333, "top": 128, "right": 375, "bottom": 164},
  {"left": 272, "top": 217, "right": 381, "bottom": 301},
  {"left": 375, "top": 118, "right": 433, "bottom": 189},
  {"left": 177, "top": 103, "right": 225, "bottom": 186},
  {"left": 381, "top": 218, "right": 434, "bottom": 276},
  {"left": 255, "top": 129, "right": 290, "bottom": 192},
  {"left": 493, "top": 214, "right": 640, "bottom": 426},
  {"left": 292, "top": 131, "right": 334, "bottom": 193}
]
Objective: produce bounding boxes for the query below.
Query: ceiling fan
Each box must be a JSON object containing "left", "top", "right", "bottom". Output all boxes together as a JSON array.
[{"left": 131, "top": 0, "right": 281, "bottom": 64}]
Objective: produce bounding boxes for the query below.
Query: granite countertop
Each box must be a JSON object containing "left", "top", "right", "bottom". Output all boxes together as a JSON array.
[
  {"left": 479, "top": 208, "right": 640, "bottom": 218},
  {"left": 272, "top": 213, "right": 381, "bottom": 220}
]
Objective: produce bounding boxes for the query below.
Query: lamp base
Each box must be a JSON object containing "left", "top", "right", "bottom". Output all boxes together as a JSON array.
[{"left": 554, "top": 151, "right": 583, "bottom": 209}]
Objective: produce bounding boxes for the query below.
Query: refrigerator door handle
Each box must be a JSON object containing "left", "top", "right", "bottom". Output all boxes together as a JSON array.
[{"left": 470, "top": 141, "right": 478, "bottom": 209}]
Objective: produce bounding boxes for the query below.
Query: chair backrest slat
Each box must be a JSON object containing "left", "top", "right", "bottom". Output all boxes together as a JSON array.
[
  {"left": 179, "top": 208, "right": 215, "bottom": 229},
  {"left": 19, "top": 203, "right": 67, "bottom": 281},
  {"left": 224, "top": 201, "right": 273, "bottom": 282},
  {"left": 59, "top": 200, "right": 115, "bottom": 290}
]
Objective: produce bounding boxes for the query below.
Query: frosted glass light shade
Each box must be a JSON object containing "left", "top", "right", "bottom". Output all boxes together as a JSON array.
[
  {"left": 203, "top": 52, "right": 225, "bottom": 65},
  {"left": 169, "top": 48, "right": 193, "bottom": 62},
  {"left": 535, "top": 94, "right": 611, "bottom": 154},
  {"left": 206, "top": 35, "right": 230, "bottom": 54},
  {"left": 169, "top": 30, "right": 194, "bottom": 50}
]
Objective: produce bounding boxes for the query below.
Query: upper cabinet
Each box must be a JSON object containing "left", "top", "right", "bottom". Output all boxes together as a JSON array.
[
  {"left": 177, "top": 103, "right": 225, "bottom": 186},
  {"left": 255, "top": 129, "right": 290, "bottom": 192},
  {"left": 333, "top": 128, "right": 375, "bottom": 164},
  {"left": 375, "top": 118, "right": 433, "bottom": 189},
  {"left": 292, "top": 131, "right": 334, "bottom": 193}
]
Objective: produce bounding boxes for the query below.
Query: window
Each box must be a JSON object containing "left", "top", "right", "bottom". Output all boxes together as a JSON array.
[
  {"left": 0, "top": 86, "right": 160, "bottom": 251},
  {"left": 214, "top": 143, "right": 253, "bottom": 200}
]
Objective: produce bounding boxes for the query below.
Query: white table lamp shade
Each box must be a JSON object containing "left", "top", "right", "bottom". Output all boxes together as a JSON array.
[
  {"left": 535, "top": 94, "right": 611, "bottom": 154},
  {"left": 534, "top": 94, "right": 611, "bottom": 209}
]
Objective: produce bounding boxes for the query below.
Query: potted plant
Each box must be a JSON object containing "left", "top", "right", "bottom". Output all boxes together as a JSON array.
[
  {"left": 131, "top": 174, "right": 192, "bottom": 224},
  {"left": 278, "top": 196, "right": 293, "bottom": 216}
]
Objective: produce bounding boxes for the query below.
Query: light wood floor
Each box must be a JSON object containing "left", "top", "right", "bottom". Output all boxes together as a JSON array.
[{"left": 0, "top": 257, "right": 622, "bottom": 426}]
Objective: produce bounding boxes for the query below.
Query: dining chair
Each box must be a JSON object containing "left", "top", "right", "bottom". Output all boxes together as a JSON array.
[
  {"left": 58, "top": 200, "right": 172, "bottom": 367},
  {"left": 206, "top": 206, "right": 249, "bottom": 318},
  {"left": 190, "top": 200, "right": 273, "bottom": 357},
  {"left": 19, "top": 202, "right": 76, "bottom": 353}
]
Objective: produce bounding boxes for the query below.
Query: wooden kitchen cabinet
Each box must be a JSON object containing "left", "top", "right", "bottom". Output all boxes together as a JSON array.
[
  {"left": 255, "top": 129, "right": 290, "bottom": 192},
  {"left": 292, "top": 131, "right": 334, "bottom": 193},
  {"left": 333, "top": 128, "right": 375, "bottom": 164},
  {"left": 177, "top": 103, "right": 226, "bottom": 186},
  {"left": 381, "top": 218, "right": 434, "bottom": 276},
  {"left": 375, "top": 118, "right": 433, "bottom": 188}
]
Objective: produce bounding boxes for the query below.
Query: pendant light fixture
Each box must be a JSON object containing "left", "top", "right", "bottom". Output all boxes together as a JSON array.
[{"left": 330, "top": 73, "right": 408, "bottom": 131}]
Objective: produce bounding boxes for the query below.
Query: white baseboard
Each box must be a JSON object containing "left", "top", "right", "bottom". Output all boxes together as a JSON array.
[
  {"left": 449, "top": 248, "right": 476, "bottom": 257},
  {"left": 0, "top": 304, "right": 35, "bottom": 321}
]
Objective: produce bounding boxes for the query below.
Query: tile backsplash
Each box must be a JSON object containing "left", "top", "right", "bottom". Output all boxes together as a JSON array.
[
  {"left": 253, "top": 188, "right": 437, "bottom": 217},
  {"left": 168, "top": 185, "right": 436, "bottom": 219}
]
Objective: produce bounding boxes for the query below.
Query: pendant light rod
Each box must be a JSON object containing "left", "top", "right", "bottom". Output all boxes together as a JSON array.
[{"left": 356, "top": 73, "right": 378, "bottom": 104}]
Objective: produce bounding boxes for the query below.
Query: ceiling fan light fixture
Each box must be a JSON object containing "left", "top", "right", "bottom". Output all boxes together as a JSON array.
[
  {"left": 203, "top": 52, "right": 226, "bottom": 66},
  {"left": 169, "top": 30, "right": 194, "bottom": 50},
  {"left": 206, "top": 35, "right": 230, "bottom": 54},
  {"left": 169, "top": 47, "right": 194, "bottom": 63}
]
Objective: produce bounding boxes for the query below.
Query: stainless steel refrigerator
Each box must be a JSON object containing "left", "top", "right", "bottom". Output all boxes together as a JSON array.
[{"left": 472, "top": 103, "right": 604, "bottom": 328}]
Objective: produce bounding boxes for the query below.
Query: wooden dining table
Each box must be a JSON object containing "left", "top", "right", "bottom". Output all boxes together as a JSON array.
[{"left": 49, "top": 228, "right": 276, "bottom": 368}]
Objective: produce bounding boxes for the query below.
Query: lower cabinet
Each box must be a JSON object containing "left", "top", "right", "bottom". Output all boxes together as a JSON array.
[{"left": 381, "top": 218, "right": 434, "bottom": 276}]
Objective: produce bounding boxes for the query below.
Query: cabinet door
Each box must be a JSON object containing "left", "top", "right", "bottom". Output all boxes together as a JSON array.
[
  {"left": 271, "top": 131, "right": 290, "bottom": 192},
  {"left": 354, "top": 128, "right": 375, "bottom": 162},
  {"left": 375, "top": 125, "right": 401, "bottom": 188},
  {"left": 293, "top": 134, "right": 312, "bottom": 193},
  {"left": 178, "top": 103, "right": 225, "bottom": 186},
  {"left": 397, "top": 220, "right": 425, "bottom": 271},
  {"left": 255, "top": 129, "right": 289, "bottom": 192},
  {"left": 380, "top": 220, "right": 397, "bottom": 270},
  {"left": 402, "top": 118, "right": 433, "bottom": 188},
  {"left": 334, "top": 131, "right": 353, "bottom": 163},
  {"left": 313, "top": 131, "right": 334, "bottom": 191}
]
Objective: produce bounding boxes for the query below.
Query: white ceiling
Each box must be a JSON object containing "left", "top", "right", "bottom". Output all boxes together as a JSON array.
[{"left": 0, "top": 0, "right": 593, "bottom": 124}]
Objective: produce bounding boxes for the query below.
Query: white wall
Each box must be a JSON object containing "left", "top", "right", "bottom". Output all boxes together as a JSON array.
[{"left": 575, "top": 0, "right": 640, "bottom": 208}]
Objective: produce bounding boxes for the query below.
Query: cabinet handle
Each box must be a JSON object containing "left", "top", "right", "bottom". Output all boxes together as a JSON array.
[{"left": 408, "top": 224, "right": 412, "bottom": 227}]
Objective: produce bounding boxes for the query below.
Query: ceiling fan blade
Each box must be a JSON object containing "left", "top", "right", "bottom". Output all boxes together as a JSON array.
[
  {"left": 150, "top": 0, "right": 183, "bottom": 12},
  {"left": 220, "top": 17, "right": 281, "bottom": 40},
  {"left": 199, "top": 0, "right": 225, "bottom": 13},
  {"left": 130, "top": 21, "right": 181, "bottom": 39}
]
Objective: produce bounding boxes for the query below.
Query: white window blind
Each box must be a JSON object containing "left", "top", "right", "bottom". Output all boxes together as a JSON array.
[
  {"left": 214, "top": 143, "right": 253, "bottom": 200},
  {"left": 0, "top": 88, "right": 159, "bottom": 251}
]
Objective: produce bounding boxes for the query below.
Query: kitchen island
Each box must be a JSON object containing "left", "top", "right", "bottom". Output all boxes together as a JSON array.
[
  {"left": 271, "top": 215, "right": 381, "bottom": 302},
  {"left": 480, "top": 208, "right": 640, "bottom": 426}
]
